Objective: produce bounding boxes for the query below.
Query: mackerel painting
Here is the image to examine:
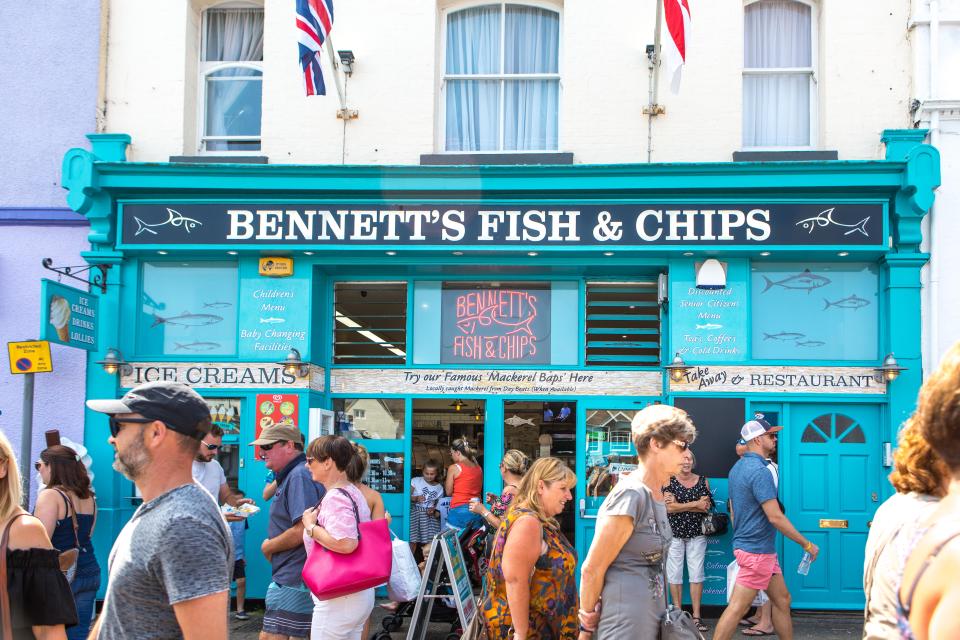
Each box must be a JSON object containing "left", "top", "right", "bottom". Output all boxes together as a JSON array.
[
  {"left": 761, "top": 268, "right": 831, "bottom": 294},
  {"left": 823, "top": 294, "right": 870, "bottom": 310}
]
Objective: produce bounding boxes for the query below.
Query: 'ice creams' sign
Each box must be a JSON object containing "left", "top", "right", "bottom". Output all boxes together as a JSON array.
[{"left": 40, "top": 280, "right": 98, "bottom": 351}]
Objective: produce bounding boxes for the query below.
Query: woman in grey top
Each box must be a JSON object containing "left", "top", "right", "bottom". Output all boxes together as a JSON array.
[{"left": 578, "top": 405, "right": 698, "bottom": 640}]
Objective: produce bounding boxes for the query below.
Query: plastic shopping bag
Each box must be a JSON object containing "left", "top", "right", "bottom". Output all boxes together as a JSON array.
[
  {"left": 387, "top": 534, "right": 422, "bottom": 603},
  {"left": 726, "top": 560, "right": 769, "bottom": 607}
]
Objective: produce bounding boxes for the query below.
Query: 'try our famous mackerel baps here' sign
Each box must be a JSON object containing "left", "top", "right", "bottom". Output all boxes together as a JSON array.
[{"left": 119, "top": 203, "right": 885, "bottom": 247}]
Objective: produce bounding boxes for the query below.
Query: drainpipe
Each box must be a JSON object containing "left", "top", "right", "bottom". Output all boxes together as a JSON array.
[
  {"left": 96, "top": 0, "right": 110, "bottom": 132},
  {"left": 928, "top": 0, "right": 940, "bottom": 372}
]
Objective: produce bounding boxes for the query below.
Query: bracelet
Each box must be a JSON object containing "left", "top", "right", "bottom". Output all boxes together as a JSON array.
[
  {"left": 579, "top": 626, "right": 594, "bottom": 635},
  {"left": 803, "top": 541, "right": 813, "bottom": 553}
]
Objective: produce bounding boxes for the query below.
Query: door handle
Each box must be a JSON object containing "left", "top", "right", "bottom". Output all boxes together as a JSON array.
[{"left": 579, "top": 499, "right": 598, "bottom": 520}]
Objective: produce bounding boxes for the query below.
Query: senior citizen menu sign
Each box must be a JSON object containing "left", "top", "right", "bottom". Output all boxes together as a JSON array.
[
  {"left": 119, "top": 203, "right": 885, "bottom": 247},
  {"left": 440, "top": 286, "right": 551, "bottom": 364}
]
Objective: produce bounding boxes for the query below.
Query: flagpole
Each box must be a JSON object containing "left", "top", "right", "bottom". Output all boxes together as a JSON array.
[
  {"left": 645, "top": 0, "right": 665, "bottom": 162},
  {"left": 323, "top": 35, "right": 348, "bottom": 111}
]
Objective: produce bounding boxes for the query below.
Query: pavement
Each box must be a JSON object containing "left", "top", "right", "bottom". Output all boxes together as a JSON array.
[{"left": 229, "top": 602, "right": 865, "bottom": 639}]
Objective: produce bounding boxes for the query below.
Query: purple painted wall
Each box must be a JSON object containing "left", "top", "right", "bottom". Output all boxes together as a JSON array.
[{"left": 0, "top": 3, "right": 101, "bottom": 504}]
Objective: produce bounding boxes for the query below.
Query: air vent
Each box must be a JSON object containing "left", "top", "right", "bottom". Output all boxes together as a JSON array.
[{"left": 585, "top": 282, "right": 661, "bottom": 366}]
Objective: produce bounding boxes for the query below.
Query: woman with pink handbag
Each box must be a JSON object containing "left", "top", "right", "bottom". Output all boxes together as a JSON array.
[{"left": 301, "top": 435, "right": 390, "bottom": 639}]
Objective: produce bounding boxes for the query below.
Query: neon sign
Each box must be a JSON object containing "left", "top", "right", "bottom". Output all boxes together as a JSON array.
[{"left": 441, "top": 288, "right": 551, "bottom": 364}]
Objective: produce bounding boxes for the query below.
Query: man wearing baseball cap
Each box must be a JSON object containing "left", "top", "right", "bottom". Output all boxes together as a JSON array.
[
  {"left": 251, "top": 423, "right": 324, "bottom": 640},
  {"left": 84, "top": 381, "right": 232, "bottom": 640},
  {"left": 714, "top": 415, "right": 820, "bottom": 640}
]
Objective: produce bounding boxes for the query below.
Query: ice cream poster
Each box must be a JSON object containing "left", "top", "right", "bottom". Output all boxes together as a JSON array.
[
  {"left": 254, "top": 393, "right": 299, "bottom": 458},
  {"left": 40, "top": 279, "right": 99, "bottom": 351}
]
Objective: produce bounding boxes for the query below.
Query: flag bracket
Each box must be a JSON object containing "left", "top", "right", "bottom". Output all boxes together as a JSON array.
[
  {"left": 337, "top": 108, "right": 359, "bottom": 120},
  {"left": 643, "top": 105, "right": 665, "bottom": 115}
]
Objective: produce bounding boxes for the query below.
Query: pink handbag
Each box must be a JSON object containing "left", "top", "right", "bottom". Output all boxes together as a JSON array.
[{"left": 301, "top": 487, "right": 393, "bottom": 601}]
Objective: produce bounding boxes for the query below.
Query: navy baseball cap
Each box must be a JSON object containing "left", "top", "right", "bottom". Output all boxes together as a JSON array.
[
  {"left": 86, "top": 381, "right": 211, "bottom": 440},
  {"left": 740, "top": 414, "right": 783, "bottom": 443}
]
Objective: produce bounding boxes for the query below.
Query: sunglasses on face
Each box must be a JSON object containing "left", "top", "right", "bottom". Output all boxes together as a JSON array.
[
  {"left": 202, "top": 442, "right": 220, "bottom": 451},
  {"left": 259, "top": 441, "right": 286, "bottom": 452},
  {"left": 34, "top": 461, "right": 43, "bottom": 471},
  {"left": 108, "top": 416, "right": 157, "bottom": 438}
]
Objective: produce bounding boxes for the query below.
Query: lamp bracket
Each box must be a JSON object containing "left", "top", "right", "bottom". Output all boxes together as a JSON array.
[{"left": 42, "top": 258, "right": 110, "bottom": 294}]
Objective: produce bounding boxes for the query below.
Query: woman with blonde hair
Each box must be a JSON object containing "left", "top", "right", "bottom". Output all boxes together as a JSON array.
[
  {"left": 578, "top": 404, "right": 697, "bottom": 640},
  {"left": 0, "top": 431, "right": 77, "bottom": 639},
  {"left": 482, "top": 457, "right": 579, "bottom": 640},
  {"left": 469, "top": 449, "right": 530, "bottom": 528}
]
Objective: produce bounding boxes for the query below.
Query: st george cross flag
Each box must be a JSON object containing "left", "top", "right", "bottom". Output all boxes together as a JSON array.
[
  {"left": 296, "top": 0, "right": 334, "bottom": 96},
  {"left": 662, "top": 0, "right": 691, "bottom": 94}
]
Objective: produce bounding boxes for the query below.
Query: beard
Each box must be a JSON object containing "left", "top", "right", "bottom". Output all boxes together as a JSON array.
[{"left": 113, "top": 433, "right": 151, "bottom": 481}]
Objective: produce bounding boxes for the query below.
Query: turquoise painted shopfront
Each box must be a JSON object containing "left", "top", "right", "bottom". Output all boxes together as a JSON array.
[{"left": 61, "top": 130, "right": 939, "bottom": 610}]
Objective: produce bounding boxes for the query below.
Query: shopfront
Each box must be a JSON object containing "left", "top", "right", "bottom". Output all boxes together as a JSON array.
[{"left": 63, "top": 130, "right": 939, "bottom": 609}]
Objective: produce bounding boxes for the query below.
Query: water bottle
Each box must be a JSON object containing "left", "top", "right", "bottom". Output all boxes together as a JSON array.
[{"left": 797, "top": 551, "right": 812, "bottom": 575}]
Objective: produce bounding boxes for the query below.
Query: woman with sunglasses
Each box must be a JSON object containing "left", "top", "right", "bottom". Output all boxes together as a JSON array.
[
  {"left": 33, "top": 444, "right": 98, "bottom": 640},
  {"left": 578, "top": 405, "right": 697, "bottom": 640}
]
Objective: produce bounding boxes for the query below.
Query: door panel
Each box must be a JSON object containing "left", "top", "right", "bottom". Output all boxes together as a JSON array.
[{"left": 786, "top": 404, "right": 881, "bottom": 609}]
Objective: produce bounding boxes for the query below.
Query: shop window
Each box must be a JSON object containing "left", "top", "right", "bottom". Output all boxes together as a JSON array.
[
  {"left": 586, "top": 409, "right": 640, "bottom": 498},
  {"left": 585, "top": 282, "right": 661, "bottom": 367},
  {"left": 200, "top": 5, "right": 264, "bottom": 152},
  {"left": 207, "top": 397, "right": 242, "bottom": 435},
  {"left": 751, "top": 262, "right": 878, "bottom": 361},
  {"left": 442, "top": 2, "right": 560, "bottom": 152},
  {"left": 742, "top": 0, "right": 817, "bottom": 148},
  {"left": 333, "top": 398, "right": 405, "bottom": 439},
  {"left": 138, "top": 261, "right": 239, "bottom": 356},
  {"left": 333, "top": 282, "right": 407, "bottom": 364}
]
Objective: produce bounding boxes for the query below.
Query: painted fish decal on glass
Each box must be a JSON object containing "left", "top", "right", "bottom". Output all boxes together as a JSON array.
[
  {"left": 795, "top": 207, "right": 870, "bottom": 237},
  {"left": 202, "top": 301, "right": 233, "bottom": 309},
  {"left": 504, "top": 415, "right": 536, "bottom": 427},
  {"left": 695, "top": 323, "right": 723, "bottom": 330},
  {"left": 151, "top": 312, "right": 223, "bottom": 327},
  {"left": 823, "top": 294, "right": 870, "bottom": 310},
  {"left": 260, "top": 317, "right": 286, "bottom": 324},
  {"left": 796, "top": 340, "right": 826, "bottom": 347},
  {"left": 133, "top": 208, "right": 203, "bottom": 236},
  {"left": 761, "top": 269, "right": 831, "bottom": 294},
  {"left": 174, "top": 341, "right": 222, "bottom": 352},
  {"left": 763, "top": 332, "right": 806, "bottom": 341}
]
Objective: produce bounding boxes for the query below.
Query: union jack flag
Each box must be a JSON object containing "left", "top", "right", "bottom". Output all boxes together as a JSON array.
[{"left": 296, "top": 0, "right": 334, "bottom": 96}]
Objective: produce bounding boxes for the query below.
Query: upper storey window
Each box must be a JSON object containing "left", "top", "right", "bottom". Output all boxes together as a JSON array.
[
  {"left": 443, "top": 3, "right": 560, "bottom": 152},
  {"left": 200, "top": 6, "right": 264, "bottom": 152},
  {"left": 742, "top": 0, "right": 816, "bottom": 148}
]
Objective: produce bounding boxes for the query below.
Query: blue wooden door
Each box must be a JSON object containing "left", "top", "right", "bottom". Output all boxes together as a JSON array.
[{"left": 784, "top": 404, "right": 882, "bottom": 609}]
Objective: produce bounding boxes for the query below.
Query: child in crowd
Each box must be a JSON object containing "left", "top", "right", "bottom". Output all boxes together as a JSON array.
[
  {"left": 226, "top": 488, "right": 250, "bottom": 621},
  {"left": 409, "top": 459, "right": 444, "bottom": 558}
]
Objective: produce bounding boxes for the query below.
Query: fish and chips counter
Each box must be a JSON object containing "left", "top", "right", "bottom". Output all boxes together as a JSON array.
[{"left": 63, "top": 130, "right": 939, "bottom": 608}]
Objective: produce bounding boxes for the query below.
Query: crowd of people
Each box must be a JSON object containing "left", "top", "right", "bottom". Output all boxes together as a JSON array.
[{"left": 3, "top": 342, "right": 960, "bottom": 639}]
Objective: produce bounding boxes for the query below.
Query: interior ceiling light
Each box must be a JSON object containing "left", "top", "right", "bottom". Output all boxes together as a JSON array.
[
  {"left": 450, "top": 399, "right": 466, "bottom": 411},
  {"left": 335, "top": 310, "right": 406, "bottom": 357}
]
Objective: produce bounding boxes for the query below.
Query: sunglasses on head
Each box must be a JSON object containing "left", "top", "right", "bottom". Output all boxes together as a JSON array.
[
  {"left": 671, "top": 439, "right": 690, "bottom": 451},
  {"left": 108, "top": 416, "right": 158, "bottom": 438},
  {"left": 202, "top": 442, "right": 220, "bottom": 451},
  {"left": 259, "top": 440, "right": 286, "bottom": 452}
]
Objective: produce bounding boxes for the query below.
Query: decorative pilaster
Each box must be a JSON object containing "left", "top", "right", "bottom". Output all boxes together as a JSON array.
[{"left": 882, "top": 129, "right": 941, "bottom": 253}]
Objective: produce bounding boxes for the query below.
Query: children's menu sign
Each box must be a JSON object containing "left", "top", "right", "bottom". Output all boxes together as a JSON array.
[
  {"left": 238, "top": 264, "right": 310, "bottom": 359},
  {"left": 671, "top": 260, "right": 747, "bottom": 362},
  {"left": 40, "top": 279, "right": 98, "bottom": 350},
  {"left": 440, "top": 287, "right": 551, "bottom": 364}
]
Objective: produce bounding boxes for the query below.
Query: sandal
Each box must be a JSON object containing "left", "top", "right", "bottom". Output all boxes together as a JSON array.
[
  {"left": 739, "top": 617, "right": 760, "bottom": 627},
  {"left": 692, "top": 618, "right": 709, "bottom": 633},
  {"left": 741, "top": 628, "right": 774, "bottom": 637}
]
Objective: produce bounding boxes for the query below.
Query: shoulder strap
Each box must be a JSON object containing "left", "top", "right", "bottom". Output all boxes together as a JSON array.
[
  {"left": 335, "top": 487, "right": 362, "bottom": 539},
  {"left": 54, "top": 488, "right": 80, "bottom": 546},
  {"left": 902, "top": 528, "right": 960, "bottom": 616},
  {"left": 864, "top": 520, "right": 906, "bottom": 620},
  {"left": 1, "top": 513, "right": 29, "bottom": 639}
]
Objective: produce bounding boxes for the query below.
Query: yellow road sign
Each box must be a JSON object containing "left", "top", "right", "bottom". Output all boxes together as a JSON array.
[{"left": 7, "top": 341, "right": 53, "bottom": 374}]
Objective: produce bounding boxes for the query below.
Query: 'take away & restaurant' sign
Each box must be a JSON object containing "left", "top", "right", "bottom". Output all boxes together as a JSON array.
[
  {"left": 120, "top": 203, "right": 884, "bottom": 247},
  {"left": 670, "top": 365, "right": 887, "bottom": 394}
]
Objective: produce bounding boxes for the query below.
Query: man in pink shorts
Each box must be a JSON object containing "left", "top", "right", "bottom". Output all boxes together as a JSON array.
[{"left": 713, "top": 418, "right": 820, "bottom": 640}]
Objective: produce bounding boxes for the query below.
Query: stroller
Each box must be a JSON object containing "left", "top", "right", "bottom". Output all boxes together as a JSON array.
[{"left": 372, "top": 519, "right": 490, "bottom": 640}]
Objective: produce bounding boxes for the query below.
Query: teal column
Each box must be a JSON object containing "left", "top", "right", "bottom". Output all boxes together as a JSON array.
[{"left": 881, "top": 255, "right": 926, "bottom": 441}]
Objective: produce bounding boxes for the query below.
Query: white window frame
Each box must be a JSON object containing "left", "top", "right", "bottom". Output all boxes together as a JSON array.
[
  {"left": 197, "top": 2, "right": 264, "bottom": 155},
  {"left": 741, "top": 0, "right": 819, "bottom": 150},
  {"left": 438, "top": 0, "right": 564, "bottom": 154}
]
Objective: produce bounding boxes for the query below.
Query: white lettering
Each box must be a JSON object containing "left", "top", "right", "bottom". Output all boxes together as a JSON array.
[
  {"left": 227, "top": 210, "right": 254, "bottom": 240},
  {"left": 636, "top": 209, "right": 663, "bottom": 241}
]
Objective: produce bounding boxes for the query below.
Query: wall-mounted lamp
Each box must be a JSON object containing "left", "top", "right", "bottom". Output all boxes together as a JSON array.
[
  {"left": 96, "top": 348, "right": 132, "bottom": 376},
  {"left": 874, "top": 353, "right": 906, "bottom": 383},
  {"left": 473, "top": 405, "right": 483, "bottom": 422},
  {"left": 449, "top": 399, "right": 466, "bottom": 412},
  {"left": 276, "top": 348, "right": 309, "bottom": 378},
  {"left": 665, "top": 352, "right": 692, "bottom": 383},
  {"left": 337, "top": 50, "right": 355, "bottom": 75},
  {"left": 695, "top": 259, "right": 727, "bottom": 290}
]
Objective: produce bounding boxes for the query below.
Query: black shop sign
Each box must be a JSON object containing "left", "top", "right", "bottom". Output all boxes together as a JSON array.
[{"left": 119, "top": 202, "right": 885, "bottom": 247}]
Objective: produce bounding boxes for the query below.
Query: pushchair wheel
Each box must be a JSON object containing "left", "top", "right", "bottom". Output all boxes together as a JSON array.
[
  {"left": 385, "top": 616, "right": 403, "bottom": 632},
  {"left": 445, "top": 633, "right": 461, "bottom": 640},
  {"left": 371, "top": 632, "right": 392, "bottom": 640}
]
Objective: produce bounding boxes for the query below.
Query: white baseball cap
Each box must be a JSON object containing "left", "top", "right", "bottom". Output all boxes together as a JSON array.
[{"left": 740, "top": 415, "right": 783, "bottom": 443}]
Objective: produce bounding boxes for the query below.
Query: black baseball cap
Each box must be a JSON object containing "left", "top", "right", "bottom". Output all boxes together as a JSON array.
[{"left": 86, "top": 381, "right": 211, "bottom": 440}]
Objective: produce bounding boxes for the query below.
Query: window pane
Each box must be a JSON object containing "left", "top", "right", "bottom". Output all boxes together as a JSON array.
[
  {"left": 801, "top": 425, "right": 827, "bottom": 443},
  {"left": 503, "top": 80, "right": 559, "bottom": 150},
  {"left": 840, "top": 426, "right": 865, "bottom": 444},
  {"left": 333, "top": 398, "right": 405, "bottom": 439},
  {"left": 445, "top": 80, "right": 501, "bottom": 151},
  {"left": 743, "top": 73, "right": 810, "bottom": 146},
  {"left": 333, "top": 282, "right": 407, "bottom": 365},
  {"left": 586, "top": 409, "right": 640, "bottom": 498},
  {"left": 204, "top": 8, "right": 264, "bottom": 62},
  {"left": 504, "top": 5, "right": 559, "bottom": 73},
  {"left": 744, "top": 0, "right": 811, "bottom": 68},
  {"left": 206, "top": 71, "right": 262, "bottom": 142},
  {"left": 585, "top": 282, "right": 661, "bottom": 367},
  {"left": 446, "top": 5, "right": 501, "bottom": 74}
]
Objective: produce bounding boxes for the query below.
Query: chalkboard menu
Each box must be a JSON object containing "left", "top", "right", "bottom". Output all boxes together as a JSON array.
[
  {"left": 671, "top": 259, "right": 747, "bottom": 363},
  {"left": 674, "top": 397, "right": 745, "bottom": 478},
  {"left": 440, "top": 286, "right": 551, "bottom": 364},
  {"left": 365, "top": 452, "right": 404, "bottom": 493}
]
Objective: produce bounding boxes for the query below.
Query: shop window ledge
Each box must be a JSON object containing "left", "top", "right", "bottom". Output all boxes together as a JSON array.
[
  {"left": 419, "top": 152, "right": 574, "bottom": 166},
  {"left": 732, "top": 150, "right": 839, "bottom": 162},
  {"left": 169, "top": 155, "right": 269, "bottom": 164}
]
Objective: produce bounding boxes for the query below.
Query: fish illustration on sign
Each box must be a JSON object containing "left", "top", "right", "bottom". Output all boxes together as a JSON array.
[
  {"left": 696, "top": 323, "right": 723, "bottom": 330},
  {"left": 151, "top": 312, "right": 223, "bottom": 327},
  {"left": 174, "top": 341, "right": 222, "bottom": 352},
  {"left": 795, "top": 207, "right": 870, "bottom": 237},
  {"left": 823, "top": 294, "right": 870, "bottom": 311},
  {"left": 504, "top": 415, "right": 536, "bottom": 427},
  {"left": 763, "top": 332, "right": 806, "bottom": 341},
  {"left": 761, "top": 269, "right": 831, "bottom": 294},
  {"left": 133, "top": 208, "right": 203, "bottom": 236},
  {"left": 260, "top": 317, "right": 285, "bottom": 324},
  {"left": 203, "top": 301, "right": 233, "bottom": 309},
  {"left": 456, "top": 298, "right": 538, "bottom": 336},
  {"left": 796, "top": 340, "right": 826, "bottom": 347}
]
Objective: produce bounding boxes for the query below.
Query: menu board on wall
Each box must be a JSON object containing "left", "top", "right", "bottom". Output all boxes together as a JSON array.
[
  {"left": 440, "top": 287, "right": 551, "bottom": 364},
  {"left": 671, "top": 260, "right": 747, "bottom": 362},
  {"left": 364, "top": 452, "right": 404, "bottom": 494},
  {"left": 238, "top": 268, "right": 310, "bottom": 359},
  {"left": 255, "top": 393, "right": 300, "bottom": 457}
]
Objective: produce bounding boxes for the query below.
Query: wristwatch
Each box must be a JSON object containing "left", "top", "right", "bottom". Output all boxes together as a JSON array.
[{"left": 305, "top": 523, "right": 317, "bottom": 537}]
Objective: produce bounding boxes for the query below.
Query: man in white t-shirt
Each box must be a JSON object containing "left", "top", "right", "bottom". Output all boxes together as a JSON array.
[{"left": 193, "top": 425, "right": 250, "bottom": 508}]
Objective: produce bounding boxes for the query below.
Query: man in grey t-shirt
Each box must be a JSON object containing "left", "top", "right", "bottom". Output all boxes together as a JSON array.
[{"left": 86, "top": 381, "right": 233, "bottom": 640}]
